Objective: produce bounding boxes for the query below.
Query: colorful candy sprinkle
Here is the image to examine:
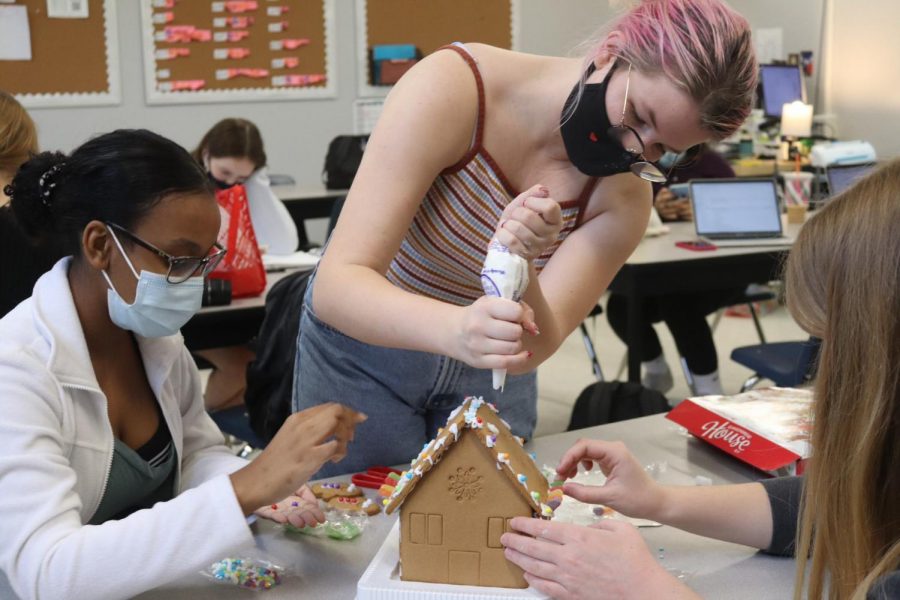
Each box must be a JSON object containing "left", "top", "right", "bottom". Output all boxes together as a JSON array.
[{"left": 210, "top": 558, "right": 282, "bottom": 590}]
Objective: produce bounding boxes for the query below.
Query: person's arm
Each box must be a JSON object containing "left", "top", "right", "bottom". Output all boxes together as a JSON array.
[
  {"left": 312, "top": 49, "right": 529, "bottom": 371},
  {"left": 654, "top": 187, "right": 682, "bottom": 221},
  {"left": 556, "top": 439, "right": 775, "bottom": 550},
  {"left": 506, "top": 175, "right": 651, "bottom": 373},
  {"left": 0, "top": 353, "right": 252, "bottom": 600},
  {"left": 173, "top": 347, "right": 250, "bottom": 489},
  {"left": 242, "top": 167, "right": 299, "bottom": 255}
]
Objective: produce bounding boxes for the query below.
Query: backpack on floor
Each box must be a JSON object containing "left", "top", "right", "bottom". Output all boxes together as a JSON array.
[
  {"left": 244, "top": 269, "right": 312, "bottom": 443},
  {"left": 567, "top": 381, "right": 670, "bottom": 431}
]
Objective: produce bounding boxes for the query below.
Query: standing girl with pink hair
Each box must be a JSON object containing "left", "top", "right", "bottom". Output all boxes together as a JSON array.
[{"left": 294, "top": 0, "right": 759, "bottom": 476}]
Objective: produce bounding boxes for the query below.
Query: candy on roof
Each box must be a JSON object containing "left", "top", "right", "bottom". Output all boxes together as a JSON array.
[{"left": 382, "top": 397, "right": 552, "bottom": 517}]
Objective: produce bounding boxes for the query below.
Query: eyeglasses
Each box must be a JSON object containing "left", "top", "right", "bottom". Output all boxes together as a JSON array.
[
  {"left": 106, "top": 222, "right": 226, "bottom": 284},
  {"left": 607, "top": 62, "right": 670, "bottom": 184}
]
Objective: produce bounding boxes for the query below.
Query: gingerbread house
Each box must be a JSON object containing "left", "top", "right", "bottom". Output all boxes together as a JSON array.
[{"left": 382, "top": 397, "right": 560, "bottom": 589}]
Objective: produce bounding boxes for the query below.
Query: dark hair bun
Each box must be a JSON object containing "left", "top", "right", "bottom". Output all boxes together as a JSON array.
[{"left": 8, "top": 151, "right": 67, "bottom": 242}]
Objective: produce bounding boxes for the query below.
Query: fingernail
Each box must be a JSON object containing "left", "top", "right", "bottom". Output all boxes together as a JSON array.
[
  {"left": 539, "top": 186, "right": 549, "bottom": 195},
  {"left": 527, "top": 351, "right": 534, "bottom": 359}
]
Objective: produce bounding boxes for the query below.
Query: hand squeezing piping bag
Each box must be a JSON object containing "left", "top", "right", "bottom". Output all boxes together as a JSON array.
[{"left": 480, "top": 239, "right": 529, "bottom": 391}]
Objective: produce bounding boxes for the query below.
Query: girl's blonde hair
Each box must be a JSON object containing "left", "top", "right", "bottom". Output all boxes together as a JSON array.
[
  {"left": 578, "top": 0, "right": 757, "bottom": 139},
  {"left": 785, "top": 159, "right": 900, "bottom": 599},
  {"left": 0, "top": 90, "right": 38, "bottom": 177}
]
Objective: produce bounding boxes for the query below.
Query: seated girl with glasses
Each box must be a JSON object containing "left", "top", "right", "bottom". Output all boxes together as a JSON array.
[
  {"left": 293, "top": 0, "right": 759, "bottom": 477},
  {"left": 0, "top": 129, "right": 366, "bottom": 599}
]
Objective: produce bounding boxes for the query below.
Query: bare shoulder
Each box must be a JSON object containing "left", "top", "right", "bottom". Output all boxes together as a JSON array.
[
  {"left": 371, "top": 46, "right": 482, "bottom": 169},
  {"left": 582, "top": 174, "right": 652, "bottom": 225}
]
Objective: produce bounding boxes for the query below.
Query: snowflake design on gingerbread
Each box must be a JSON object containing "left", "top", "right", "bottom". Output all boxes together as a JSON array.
[{"left": 448, "top": 467, "right": 483, "bottom": 501}]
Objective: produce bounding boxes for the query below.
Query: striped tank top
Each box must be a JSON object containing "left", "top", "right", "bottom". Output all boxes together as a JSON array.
[{"left": 386, "top": 43, "right": 597, "bottom": 306}]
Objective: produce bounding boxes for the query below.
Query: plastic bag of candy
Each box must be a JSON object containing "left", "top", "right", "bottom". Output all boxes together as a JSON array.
[
  {"left": 283, "top": 506, "right": 371, "bottom": 541},
  {"left": 202, "top": 556, "right": 285, "bottom": 591}
]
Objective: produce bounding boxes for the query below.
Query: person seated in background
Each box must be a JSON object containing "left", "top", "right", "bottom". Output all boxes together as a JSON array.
[
  {"left": 0, "top": 90, "right": 60, "bottom": 317},
  {"left": 606, "top": 144, "right": 744, "bottom": 396},
  {"left": 501, "top": 160, "right": 900, "bottom": 600},
  {"left": 191, "top": 118, "right": 298, "bottom": 414},
  {"left": 0, "top": 129, "right": 365, "bottom": 599}
]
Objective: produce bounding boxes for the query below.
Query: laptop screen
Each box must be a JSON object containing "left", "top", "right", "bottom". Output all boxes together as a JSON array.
[
  {"left": 827, "top": 164, "right": 874, "bottom": 196},
  {"left": 759, "top": 64, "right": 805, "bottom": 118},
  {"left": 692, "top": 180, "right": 782, "bottom": 237}
]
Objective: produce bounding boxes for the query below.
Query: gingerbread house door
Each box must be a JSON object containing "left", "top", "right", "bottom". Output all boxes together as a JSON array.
[{"left": 448, "top": 550, "right": 480, "bottom": 585}]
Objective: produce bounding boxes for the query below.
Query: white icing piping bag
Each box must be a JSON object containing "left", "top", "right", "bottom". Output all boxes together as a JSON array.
[{"left": 480, "top": 239, "right": 529, "bottom": 391}]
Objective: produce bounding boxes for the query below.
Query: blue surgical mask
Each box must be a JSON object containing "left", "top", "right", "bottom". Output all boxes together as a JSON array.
[
  {"left": 657, "top": 151, "right": 684, "bottom": 170},
  {"left": 101, "top": 228, "right": 204, "bottom": 338}
]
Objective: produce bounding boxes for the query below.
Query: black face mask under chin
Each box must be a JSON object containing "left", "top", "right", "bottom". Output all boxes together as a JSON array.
[
  {"left": 559, "top": 63, "right": 636, "bottom": 177},
  {"left": 207, "top": 171, "right": 237, "bottom": 190}
]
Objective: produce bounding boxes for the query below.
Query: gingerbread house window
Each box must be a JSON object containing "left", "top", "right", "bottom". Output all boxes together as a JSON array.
[
  {"left": 487, "top": 517, "right": 504, "bottom": 548},
  {"left": 409, "top": 512, "right": 443, "bottom": 545}
]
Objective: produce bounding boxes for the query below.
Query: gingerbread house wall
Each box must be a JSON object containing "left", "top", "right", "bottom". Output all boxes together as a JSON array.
[{"left": 398, "top": 431, "right": 534, "bottom": 588}]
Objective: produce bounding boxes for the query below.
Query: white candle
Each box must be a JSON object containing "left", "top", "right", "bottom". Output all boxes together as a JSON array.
[{"left": 780, "top": 101, "right": 813, "bottom": 138}]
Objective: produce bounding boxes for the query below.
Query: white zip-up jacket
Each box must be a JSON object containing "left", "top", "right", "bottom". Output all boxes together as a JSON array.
[{"left": 0, "top": 258, "right": 254, "bottom": 600}]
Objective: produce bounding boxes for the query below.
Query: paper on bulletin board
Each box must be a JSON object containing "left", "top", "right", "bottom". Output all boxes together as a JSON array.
[
  {"left": 0, "top": 6, "right": 32, "bottom": 61},
  {"left": 754, "top": 28, "right": 783, "bottom": 64},
  {"left": 47, "top": 0, "right": 90, "bottom": 19},
  {"left": 353, "top": 99, "right": 384, "bottom": 135}
]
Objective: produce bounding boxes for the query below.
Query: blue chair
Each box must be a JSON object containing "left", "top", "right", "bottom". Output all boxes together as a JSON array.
[{"left": 731, "top": 337, "right": 820, "bottom": 392}]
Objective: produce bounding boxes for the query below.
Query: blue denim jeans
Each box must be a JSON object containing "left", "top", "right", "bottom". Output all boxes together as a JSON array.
[{"left": 292, "top": 272, "right": 537, "bottom": 478}]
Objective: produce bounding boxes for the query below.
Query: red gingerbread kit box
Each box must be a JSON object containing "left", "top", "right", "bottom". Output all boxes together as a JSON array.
[{"left": 666, "top": 387, "right": 813, "bottom": 476}]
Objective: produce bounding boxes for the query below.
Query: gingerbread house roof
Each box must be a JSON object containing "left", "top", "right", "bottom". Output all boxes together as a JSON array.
[{"left": 383, "top": 397, "right": 557, "bottom": 517}]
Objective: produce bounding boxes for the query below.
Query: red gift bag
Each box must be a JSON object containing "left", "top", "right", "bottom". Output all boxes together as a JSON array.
[{"left": 208, "top": 184, "right": 267, "bottom": 298}]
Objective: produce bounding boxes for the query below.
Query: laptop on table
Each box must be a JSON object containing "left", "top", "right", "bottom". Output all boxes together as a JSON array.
[
  {"left": 826, "top": 163, "right": 875, "bottom": 197},
  {"left": 689, "top": 178, "right": 794, "bottom": 247}
]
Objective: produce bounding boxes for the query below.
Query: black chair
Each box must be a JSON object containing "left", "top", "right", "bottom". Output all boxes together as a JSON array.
[
  {"left": 579, "top": 304, "right": 605, "bottom": 381},
  {"left": 710, "top": 287, "right": 776, "bottom": 344},
  {"left": 731, "top": 337, "right": 820, "bottom": 392}
]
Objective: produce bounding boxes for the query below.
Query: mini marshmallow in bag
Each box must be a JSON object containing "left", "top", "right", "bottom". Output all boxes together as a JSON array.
[{"left": 480, "top": 239, "right": 529, "bottom": 391}]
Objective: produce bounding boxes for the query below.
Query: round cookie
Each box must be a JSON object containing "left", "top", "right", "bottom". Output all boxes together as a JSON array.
[
  {"left": 327, "top": 495, "right": 381, "bottom": 516},
  {"left": 311, "top": 482, "right": 363, "bottom": 500}
]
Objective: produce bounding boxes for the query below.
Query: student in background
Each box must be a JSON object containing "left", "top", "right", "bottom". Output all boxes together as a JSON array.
[
  {"left": 0, "top": 90, "right": 59, "bottom": 316},
  {"left": 191, "top": 118, "right": 298, "bottom": 413},
  {"left": 192, "top": 117, "right": 298, "bottom": 255},
  {"left": 0, "top": 129, "right": 364, "bottom": 599},
  {"left": 606, "top": 144, "right": 742, "bottom": 396},
  {"left": 295, "top": 0, "right": 759, "bottom": 476},
  {"left": 501, "top": 160, "right": 900, "bottom": 600}
]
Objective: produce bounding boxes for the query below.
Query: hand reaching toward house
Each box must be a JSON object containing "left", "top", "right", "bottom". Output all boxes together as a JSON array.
[
  {"left": 555, "top": 439, "right": 666, "bottom": 521},
  {"left": 501, "top": 517, "right": 698, "bottom": 600},
  {"left": 229, "top": 403, "right": 367, "bottom": 516}
]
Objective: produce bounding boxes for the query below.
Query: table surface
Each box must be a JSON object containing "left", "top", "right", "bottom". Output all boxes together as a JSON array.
[
  {"left": 627, "top": 219, "right": 806, "bottom": 265},
  {"left": 134, "top": 414, "right": 795, "bottom": 599},
  {"left": 273, "top": 183, "right": 348, "bottom": 202}
]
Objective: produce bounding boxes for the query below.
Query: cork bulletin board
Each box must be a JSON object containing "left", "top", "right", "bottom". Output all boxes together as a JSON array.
[
  {"left": 1, "top": 0, "right": 121, "bottom": 107},
  {"left": 141, "top": 0, "right": 336, "bottom": 104},
  {"left": 356, "top": 0, "right": 519, "bottom": 97}
]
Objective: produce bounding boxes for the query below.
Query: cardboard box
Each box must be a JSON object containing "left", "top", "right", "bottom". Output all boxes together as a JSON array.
[{"left": 666, "top": 387, "right": 812, "bottom": 476}]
